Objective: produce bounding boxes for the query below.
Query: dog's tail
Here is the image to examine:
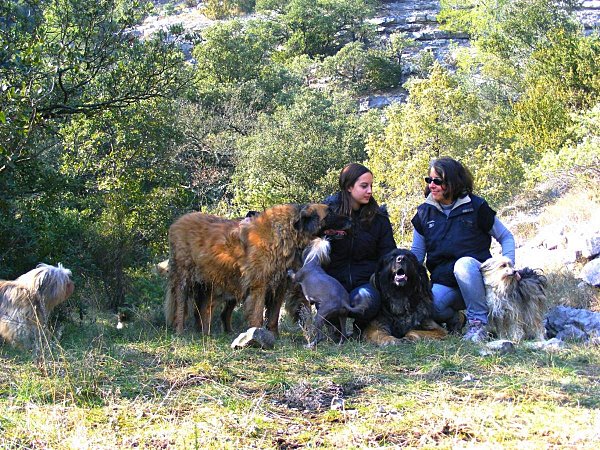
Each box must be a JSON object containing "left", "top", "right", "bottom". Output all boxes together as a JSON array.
[
  {"left": 343, "top": 300, "right": 373, "bottom": 320},
  {"left": 517, "top": 267, "right": 547, "bottom": 286},
  {"left": 516, "top": 267, "right": 548, "bottom": 300},
  {"left": 283, "top": 282, "right": 310, "bottom": 323},
  {"left": 164, "top": 289, "right": 176, "bottom": 326},
  {"left": 303, "top": 237, "right": 331, "bottom": 266}
]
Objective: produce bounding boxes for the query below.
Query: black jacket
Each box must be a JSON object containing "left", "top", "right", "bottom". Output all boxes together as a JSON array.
[
  {"left": 323, "top": 193, "right": 397, "bottom": 292},
  {"left": 411, "top": 194, "right": 495, "bottom": 287}
]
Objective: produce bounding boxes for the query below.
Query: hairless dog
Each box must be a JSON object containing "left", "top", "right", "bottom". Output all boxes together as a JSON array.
[{"left": 288, "top": 237, "right": 365, "bottom": 348}]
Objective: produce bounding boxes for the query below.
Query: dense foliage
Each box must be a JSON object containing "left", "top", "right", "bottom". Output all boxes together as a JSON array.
[{"left": 1, "top": 0, "right": 599, "bottom": 310}]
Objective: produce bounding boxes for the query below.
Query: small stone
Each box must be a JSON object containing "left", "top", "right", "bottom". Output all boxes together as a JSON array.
[
  {"left": 330, "top": 397, "right": 345, "bottom": 411},
  {"left": 479, "top": 339, "right": 515, "bottom": 356},
  {"left": 231, "top": 327, "right": 275, "bottom": 350}
]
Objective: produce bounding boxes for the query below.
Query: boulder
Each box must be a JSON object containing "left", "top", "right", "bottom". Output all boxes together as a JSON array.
[
  {"left": 580, "top": 258, "right": 600, "bottom": 286},
  {"left": 545, "top": 306, "right": 600, "bottom": 341}
]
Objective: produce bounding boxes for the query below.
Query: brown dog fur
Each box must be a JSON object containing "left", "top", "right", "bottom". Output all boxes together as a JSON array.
[
  {"left": 165, "top": 203, "right": 350, "bottom": 336},
  {"left": 480, "top": 256, "right": 548, "bottom": 341}
]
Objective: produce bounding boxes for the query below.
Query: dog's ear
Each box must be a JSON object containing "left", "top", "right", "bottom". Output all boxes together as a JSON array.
[
  {"left": 416, "top": 263, "right": 431, "bottom": 295},
  {"left": 370, "top": 272, "right": 379, "bottom": 290},
  {"left": 480, "top": 257, "right": 494, "bottom": 274},
  {"left": 294, "top": 205, "right": 320, "bottom": 234},
  {"left": 370, "top": 254, "right": 387, "bottom": 290}
]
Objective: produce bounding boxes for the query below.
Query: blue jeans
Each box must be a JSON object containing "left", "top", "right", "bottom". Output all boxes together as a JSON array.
[{"left": 431, "top": 257, "right": 488, "bottom": 324}]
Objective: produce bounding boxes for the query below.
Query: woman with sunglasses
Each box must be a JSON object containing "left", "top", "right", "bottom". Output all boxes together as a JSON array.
[
  {"left": 323, "top": 163, "right": 397, "bottom": 336},
  {"left": 410, "top": 157, "right": 515, "bottom": 342}
]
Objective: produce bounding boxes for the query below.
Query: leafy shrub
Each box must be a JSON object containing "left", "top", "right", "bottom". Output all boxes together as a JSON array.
[
  {"left": 230, "top": 88, "right": 378, "bottom": 210},
  {"left": 366, "top": 64, "right": 517, "bottom": 242},
  {"left": 202, "top": 0, "right": 256, "bottom": 19}
]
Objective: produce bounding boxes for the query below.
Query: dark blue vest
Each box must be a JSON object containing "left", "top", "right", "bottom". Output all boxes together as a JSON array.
[{"left": 411, "top": 194, "right": 495, "bottom": 287}]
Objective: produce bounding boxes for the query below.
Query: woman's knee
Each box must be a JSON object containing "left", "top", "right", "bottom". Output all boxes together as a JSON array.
[{"left": 453, "top": 257, "right": 481, "bottom": 280}]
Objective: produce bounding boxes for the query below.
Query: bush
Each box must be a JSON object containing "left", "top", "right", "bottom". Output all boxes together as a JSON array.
[{"left": 202, "top": 0, "right": 256, "bottom": 19}]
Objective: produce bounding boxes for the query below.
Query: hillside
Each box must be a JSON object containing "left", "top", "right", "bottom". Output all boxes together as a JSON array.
[
  {"left": 2, "top": 3, "right": 599, "bottom": 446},
  {"left": 1, "top": 170, "right": 599, "bottom": 449},
  {"left": 139, "top": 1, "right": 600, "bottom": 67},
  {"left": 497, "top": 174, "right": 600, "bottom": 311}
]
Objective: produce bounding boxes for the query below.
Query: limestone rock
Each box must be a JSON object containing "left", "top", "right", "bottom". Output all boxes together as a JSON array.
[
  {"left": 479, "top": 339, "right": 515, "bottom": 356},
  {"left": 231, "top": 327, "right": 275, "bottom": 350},
  {"left": 580, "top": 258, "right": 600, "bottom": 286},
  {"left": 545, "top": 306, "right": 600, "bottom": 341}
]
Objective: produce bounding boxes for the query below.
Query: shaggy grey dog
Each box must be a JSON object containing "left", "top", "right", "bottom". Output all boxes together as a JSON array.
[
  {"left": 0, "top": 263, "right": 74, "bottom": 351},
  {"left": 480, "top": 256, "right": 548, "bottom": 341}
]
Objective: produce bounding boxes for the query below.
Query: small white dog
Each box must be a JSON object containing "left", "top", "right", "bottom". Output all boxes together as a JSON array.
[
  {"left": 0, "top": 263, "right": 74, "bottom": 351},
  {"left": 480, "top": 256, "right": 548, "bottom": 342}
]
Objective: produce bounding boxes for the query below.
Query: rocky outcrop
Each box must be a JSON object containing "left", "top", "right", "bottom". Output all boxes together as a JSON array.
[
  {"left": 578, "top": 0, "right": 600, "bottom": 34},
  {"left": 545, "top": 305, "right": 600, "bottom": 342},
  {"left": 371, "top": 0, "right": 600, "bottom": 58},
  {"left": 581, "top": 258, "right": 600, "bottom": 286},
  {"left": 369, "top": 0, "right": 469, "bottom": 62},
  {"left": 140, "top": 1, "right": 600, "bottom": 59},
  {"left": 137, "top": 0, "right": 600, "bottom": 109},
  {"left": 359, "top": 0, "right": 600, "bottom": 108}
]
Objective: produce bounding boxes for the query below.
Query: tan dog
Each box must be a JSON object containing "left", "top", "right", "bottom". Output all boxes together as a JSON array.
[
  {"left": 166, "top": 203, "right": 351, "bottom": 336},
  {"left": 0, "top": 263, "right": 74, "bottom": 351},
  {"left": 480, "top": 256, "right": 548, "bottom": 341}
]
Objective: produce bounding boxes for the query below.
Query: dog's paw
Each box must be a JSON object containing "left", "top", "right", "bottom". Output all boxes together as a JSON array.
[
  {"left": 304, "top": 340, "right": 318, "bottom": 350},
  {"left": 379, "top": 336, "right": 403, "bottom": 346}
]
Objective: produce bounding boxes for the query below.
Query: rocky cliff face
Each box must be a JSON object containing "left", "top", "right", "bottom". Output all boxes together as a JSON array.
[
  {"left": 141, "top": 1, "right": 600, "bottom": 49},
  {"left": 371, "top": 0, "right": 600, "bottom": 56},
  {"left": 142, "top": 0, "right": 600, "bottom": 60},
  {"left": 370, "top": 0, "right": 468, "bottom": 60},
  {"left": 361, "top": 0, "right": 600, "bottom": 108},
  {"left": 578, "top": 0, "right": 600, "bottom": 33},
  {"left": 138, "top": 0, "right": 600, "bottom": 109}
]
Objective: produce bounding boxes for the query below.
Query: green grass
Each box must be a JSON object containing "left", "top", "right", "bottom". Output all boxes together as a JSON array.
[
  {"left": 1, "top": 313, "right": 599, "bottom": 449},
  {"left": 2, "top": 176, "right": 599, "bottom": 448}
]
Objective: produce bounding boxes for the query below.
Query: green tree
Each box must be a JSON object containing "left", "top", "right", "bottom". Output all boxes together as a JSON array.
[
  {"left": 262, "top": 0, "right": 376, "bottom": 58},
  {"left": 0, "top": 0, "right": 188, "bottom": 286},
  {"left": 319, "top": 41, "right": 404, "bottom": 92},
  {"left": 59, "top": 100, "right": 190, "bottom": 308},
  {"left": 439, "top": 0, "right": 599, "bottom": 186},
  {"left": 193, "top": 19, "right": 286, "bottom": 86},
  {"left": 367, "top": 64, "right": 516, "bottom": 242},
  {"left": 1, "top": 0, "right": 187, "bottom": 177},
  {"left": 202, "top": 0, "right": 256, "bottom": 20},
  {"left": 231, "top": 88, "right": 380, "bottom": 210}
]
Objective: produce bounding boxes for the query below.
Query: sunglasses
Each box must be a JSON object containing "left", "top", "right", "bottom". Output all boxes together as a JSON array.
[{"left": 424, "top": 176, "right": 444, "bottom": 186}]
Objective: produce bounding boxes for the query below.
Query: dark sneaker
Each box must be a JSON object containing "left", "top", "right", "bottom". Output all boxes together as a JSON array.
[
  {"left": 446, "top": 311, "right": 466, "bottom": 334},
  {"left": 462, "top": 319, "right": 488, "bottom": 343}
]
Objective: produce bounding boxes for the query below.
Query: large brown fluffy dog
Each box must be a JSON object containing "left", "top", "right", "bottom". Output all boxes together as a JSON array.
[
  {"left": 0, "top": 263, "right": 74, "bottom": 351},
  {"left": 166, "top": 203, "right": 350, "bottom": 335},
  {"left": 364, "top": 249, "right": 447, "bottom": 345},
  {"left": 480, "top": 256, "right": 548, "bottom": 341}
]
